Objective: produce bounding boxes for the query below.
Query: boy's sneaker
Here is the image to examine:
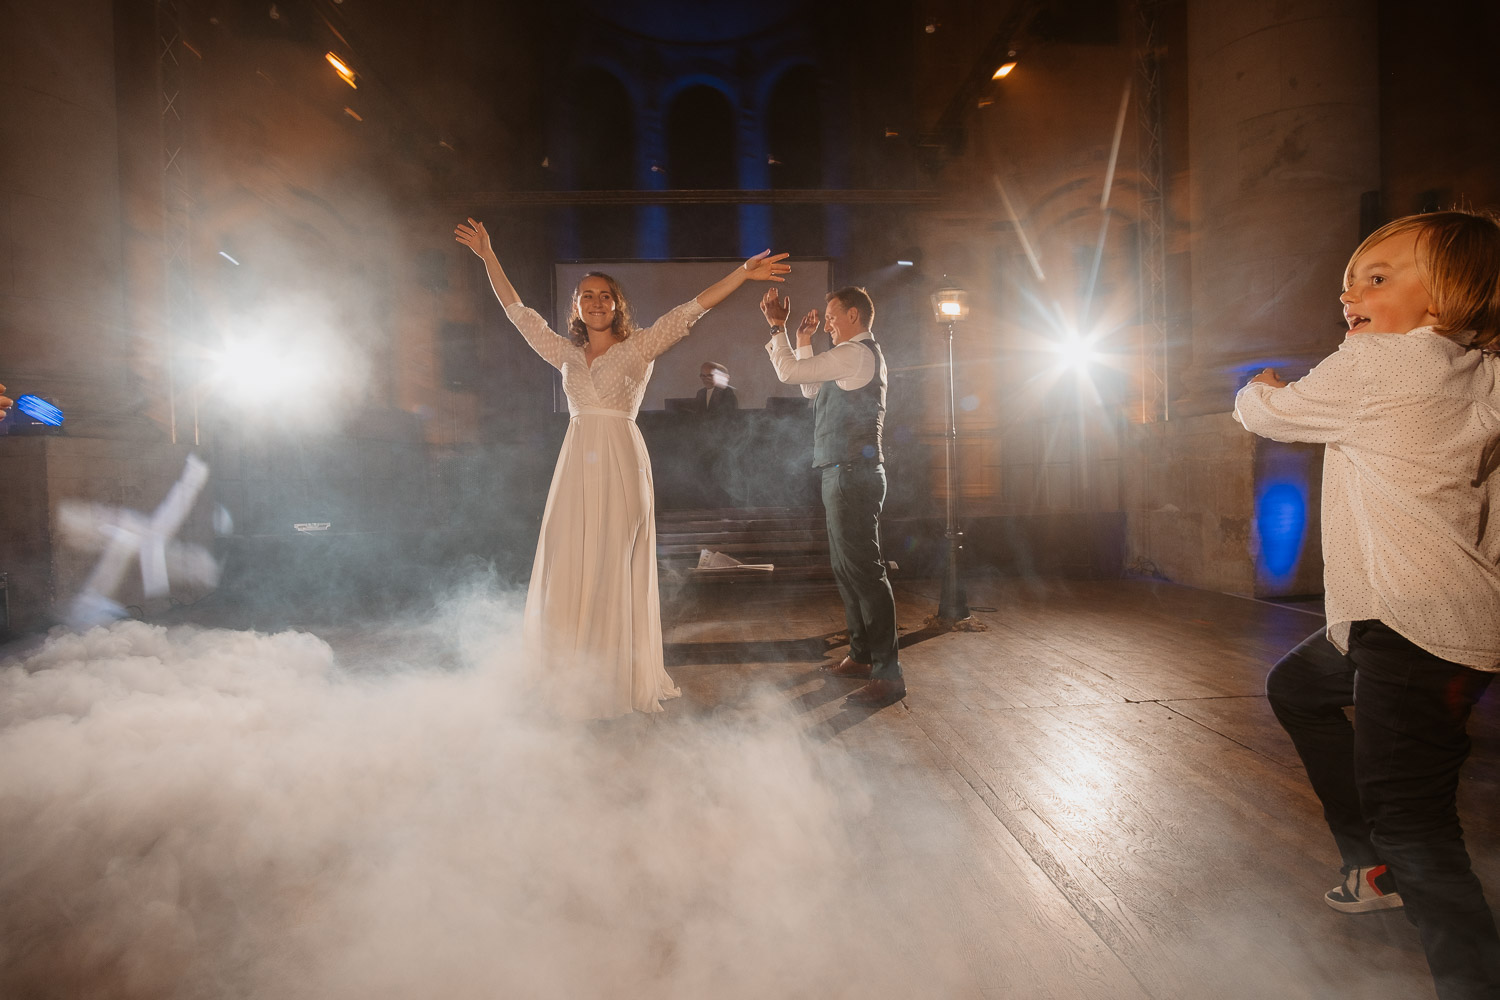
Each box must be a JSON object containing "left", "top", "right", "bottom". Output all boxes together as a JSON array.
[{"left": 1325, "top": 864, "right": 1404, "bottom": 913}]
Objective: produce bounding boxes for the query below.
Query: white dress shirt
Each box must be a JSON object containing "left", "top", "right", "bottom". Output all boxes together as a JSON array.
[
  {"left": 765, "top": 328, "right": 877, "bottom": 397},
  {"left": 1235, "top": 327, "right": 1500, "bottom": 670}
]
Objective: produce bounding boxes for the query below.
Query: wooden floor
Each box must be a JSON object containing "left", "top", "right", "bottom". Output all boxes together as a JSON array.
[
  {"left": 659, "top": 575, "right": 1500, "bottom": 1000},
  {"left": 11, "top": 574, "right": 1494, "bottom": 997}
]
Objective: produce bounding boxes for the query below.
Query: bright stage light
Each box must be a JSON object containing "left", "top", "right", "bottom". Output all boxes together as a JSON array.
[
  {"left": 210, "top": 336, "right": 326, "bottom": 406},
  {"left": 992, "top": 61, "right": 1017, "bottom": 79},
  {"left": 1057, "top": 334, "right": 1099, "bottom": 372},
  {"left": 213, "top": 340, "right": 280, "bottom": 399}
]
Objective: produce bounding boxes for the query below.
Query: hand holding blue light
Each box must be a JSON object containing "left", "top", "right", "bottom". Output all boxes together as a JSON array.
[
  {"left": 15, "top": 394, "right": 64, "bottom": 426},
  {"left": 0, "top": 383, "right": 65, "bottom": 426}
]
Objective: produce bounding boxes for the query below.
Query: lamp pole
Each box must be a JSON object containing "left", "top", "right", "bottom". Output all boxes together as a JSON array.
[
  {"left": 932, "top": 279, "right": 971, "bottom": 622},
  {"left": 939, "top": 319, "right": 970, "bottom": 620}
]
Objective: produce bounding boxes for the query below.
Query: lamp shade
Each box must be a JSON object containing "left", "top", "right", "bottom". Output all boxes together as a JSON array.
[{"left": 931, "top": 279, "right": 969, "bottom": 323}]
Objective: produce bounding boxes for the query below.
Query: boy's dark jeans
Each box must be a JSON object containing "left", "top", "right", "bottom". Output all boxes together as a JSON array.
[{"left": 1267, "top": 620, "right": 1500, "bottom": 1000}]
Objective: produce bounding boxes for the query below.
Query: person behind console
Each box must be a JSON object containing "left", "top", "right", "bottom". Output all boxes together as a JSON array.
[{"left": 695, "top": 362, "right": 739, "bottom": 414}]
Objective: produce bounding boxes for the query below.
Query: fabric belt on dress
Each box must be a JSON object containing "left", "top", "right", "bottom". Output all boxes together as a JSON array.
[{"left": 572, "top": 407, "right": 634, "bottom": 420}]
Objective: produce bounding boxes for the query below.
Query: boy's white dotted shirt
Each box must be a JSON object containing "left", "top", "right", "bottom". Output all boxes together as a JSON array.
[{"left": 1237, "top": 327, "right": 1500, "bottom": 670}]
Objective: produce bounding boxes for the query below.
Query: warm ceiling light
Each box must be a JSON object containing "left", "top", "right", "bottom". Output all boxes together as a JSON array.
[
  {"left": 992, "top": 61, "right": 1017, "bottom": 79},
  {"left": 325, "top": 52, "right": 357, "bottom": 89}
]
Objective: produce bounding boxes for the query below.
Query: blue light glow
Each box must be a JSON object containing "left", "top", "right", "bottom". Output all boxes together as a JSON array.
[{"left": 1257, "top": 481, "right": 1307, "bottom": 579}]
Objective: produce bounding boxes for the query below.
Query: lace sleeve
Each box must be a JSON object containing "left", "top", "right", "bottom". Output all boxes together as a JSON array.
[
  {"left": 630, "top": 300, "right": 710, "bottom": 362},
  {"left": 504, "top": 302, "right": 580, "bottom": 371}
]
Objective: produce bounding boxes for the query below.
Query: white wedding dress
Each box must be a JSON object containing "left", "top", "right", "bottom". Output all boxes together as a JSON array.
[{"left": 505, "top": 299, "right": 706, "bottom": 719}]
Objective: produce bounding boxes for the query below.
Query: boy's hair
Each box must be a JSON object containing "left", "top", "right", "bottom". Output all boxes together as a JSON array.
[
  {"left": 568, "top": 271, "right": 635, "bottom": 346},
  {"left": 826, "top": 286, "right": 875, "bottom": 330},
  {"left": 1348, "top": 210, "right": 1500, "bottom": 349},
  {"left": 702, "top": 361, "right": 728, "bottom": 374}
]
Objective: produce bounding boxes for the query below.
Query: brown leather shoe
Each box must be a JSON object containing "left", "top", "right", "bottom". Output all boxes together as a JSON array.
[
  {"left": 825, "top": 656, "right": 872, "bottom": 679},
  {"left": 846, "top": 678, "right": 907, "bottom": 706}
]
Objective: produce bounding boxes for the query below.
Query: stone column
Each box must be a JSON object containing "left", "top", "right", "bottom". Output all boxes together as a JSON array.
[
  {"left": 1124, "top": 0, "right": 1379, "bottom": 597},
  {"left": 1180, "top": 0, "right": 1380, "bottom": 414},
  {"left": 636, "top": 101, "right": 670, "bottom": 261}
]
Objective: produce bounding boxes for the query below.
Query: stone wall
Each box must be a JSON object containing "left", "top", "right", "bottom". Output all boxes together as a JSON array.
[{"left": 1123, "top": 412, "right": 1323, "bottom": 598}]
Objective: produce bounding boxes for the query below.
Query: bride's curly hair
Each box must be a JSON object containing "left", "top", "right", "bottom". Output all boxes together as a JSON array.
[{"left": 568, "top": 272, "right": 635, "bottom": 346}]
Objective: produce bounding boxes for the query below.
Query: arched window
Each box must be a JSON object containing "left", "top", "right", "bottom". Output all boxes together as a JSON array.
[
  {"left": 767, "top": 65, "right": 824, "bottom": 252},
  {"left": 666, "top": 84, "right": 736, "bottom": 258}
]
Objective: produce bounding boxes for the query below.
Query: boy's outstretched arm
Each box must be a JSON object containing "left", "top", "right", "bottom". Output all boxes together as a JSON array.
[{"left": 1235, "top": 349, "right": 1360, "bottom": 444}]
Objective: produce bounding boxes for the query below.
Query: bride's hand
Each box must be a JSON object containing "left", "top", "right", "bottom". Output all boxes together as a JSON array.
[
  {"left": 741, "top": 250, "right": 791, "bottom": 282},
  {"left": 454, "top": 217, "right": 494, "bottom": 259}
]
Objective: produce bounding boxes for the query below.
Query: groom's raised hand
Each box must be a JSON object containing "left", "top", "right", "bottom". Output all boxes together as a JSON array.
[
  {"left": 760, "top": 288, "right": 791, "bottom": 328},
  {"left": 795, "top": 309, "right": 820, "bottom": 349}
]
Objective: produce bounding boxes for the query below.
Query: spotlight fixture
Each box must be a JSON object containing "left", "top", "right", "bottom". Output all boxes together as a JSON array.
[
  {"left": 325, "top": 51, "right": 357, "bottom": 89},
  {"left": 897, "top": 260, "right": 915, "bottom": 267},
  {"left": 992, "top": 61, "right": 1017, "bottom": 79}
]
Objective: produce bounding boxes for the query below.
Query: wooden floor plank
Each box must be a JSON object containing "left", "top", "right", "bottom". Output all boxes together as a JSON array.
[{"left": 654, "top": 574, "right": 1496, "bottom": 998}]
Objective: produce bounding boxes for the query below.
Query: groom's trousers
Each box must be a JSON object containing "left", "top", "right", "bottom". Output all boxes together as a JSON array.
[{"left": 821, "top": 461, "right": 901, "bottom": 682}]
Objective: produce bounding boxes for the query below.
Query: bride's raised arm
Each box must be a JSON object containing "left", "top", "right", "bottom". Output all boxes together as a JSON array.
[
  {"left": 456, "top": 217, "right": 579, "bottom": 370},
  {"left": 628, "top": 251, "right": 793, "bottom": 362},
  {"left": 454, "top": 217, "right": 521, "bottom": 308},
  {"left": 693, "top": 251, "right": 791, "bottom": 311}
]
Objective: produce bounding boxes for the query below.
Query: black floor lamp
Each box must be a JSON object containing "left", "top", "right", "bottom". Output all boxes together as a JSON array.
[{"left": 931, "top": 277, "right": 972, "bottom": 622}]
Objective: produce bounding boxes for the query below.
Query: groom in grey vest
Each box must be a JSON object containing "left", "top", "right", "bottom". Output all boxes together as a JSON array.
[{"left": 761, "top": 286, "right": 905, "bottom": 706}]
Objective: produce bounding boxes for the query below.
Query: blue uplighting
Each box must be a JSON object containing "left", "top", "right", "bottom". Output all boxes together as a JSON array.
[{"left": 1257, "top": 481, "right": 1307, "bottom": 579}]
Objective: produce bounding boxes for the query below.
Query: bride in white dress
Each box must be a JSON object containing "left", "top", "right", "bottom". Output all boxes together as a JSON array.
[{"left": 455, "top": 219, "right": 790, "bottom": 719}]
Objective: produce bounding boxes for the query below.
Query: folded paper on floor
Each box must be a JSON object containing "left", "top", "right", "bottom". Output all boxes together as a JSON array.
[{"left": 697, "top": 549, "right": 774, "bottom": 572}]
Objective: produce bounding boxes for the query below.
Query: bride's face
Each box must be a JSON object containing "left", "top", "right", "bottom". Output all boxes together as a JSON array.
[{"left": 575, "top": 276, "right": 618, "bottom": 334}]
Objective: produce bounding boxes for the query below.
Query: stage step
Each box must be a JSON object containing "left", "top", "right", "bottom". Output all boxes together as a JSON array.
[{"left": 656, "top": 506, "right": 831, "bottom": 583}]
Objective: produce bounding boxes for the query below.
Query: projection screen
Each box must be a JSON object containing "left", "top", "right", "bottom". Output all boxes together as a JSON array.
[{"left": 550, "top": 258, "right": 833, "bottom": 412}]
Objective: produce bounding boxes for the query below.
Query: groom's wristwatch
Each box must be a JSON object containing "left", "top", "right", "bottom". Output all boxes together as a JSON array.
[{"left": 768, "top": 324, "right": 785, "bottom": 334}]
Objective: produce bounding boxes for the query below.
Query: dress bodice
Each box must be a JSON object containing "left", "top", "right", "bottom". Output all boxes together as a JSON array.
[{"left": 505, "top": 300, "right": 707, "bottom": 418}]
